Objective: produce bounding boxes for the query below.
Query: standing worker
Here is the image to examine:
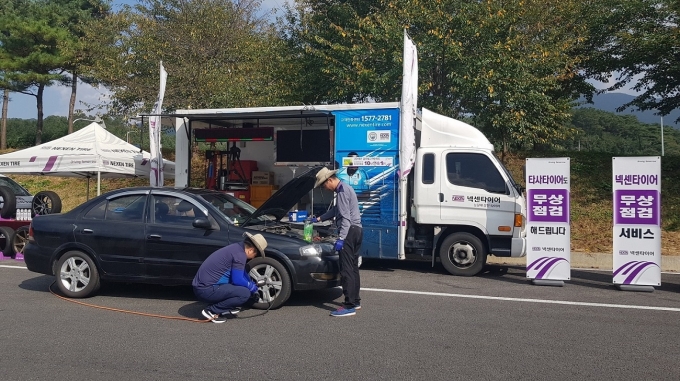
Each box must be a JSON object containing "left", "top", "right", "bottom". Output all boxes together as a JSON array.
[
  {"left": 313, "top": 167, "right": 363, "bottom": 317},
  {"left": 192, "top": 232, "right": 267, "bottom": 323}
]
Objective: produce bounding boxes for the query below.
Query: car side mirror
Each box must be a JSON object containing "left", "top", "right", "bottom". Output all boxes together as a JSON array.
[{"left": 192, "top": 217, "right": 212, "bottom": 230}]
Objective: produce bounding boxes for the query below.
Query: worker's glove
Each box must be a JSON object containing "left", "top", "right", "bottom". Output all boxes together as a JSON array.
[
  {"left": 334, "top": 239, "right": 344, "bottom": 252},
  {"left": 255, "top": 278, "right": 267, "bottom": 287},
  {"left": 311, "top": 216, "right": 319, "bottom": 223},
  {"left": 248, "top": 282, "right": 258, "bottom": 294}
]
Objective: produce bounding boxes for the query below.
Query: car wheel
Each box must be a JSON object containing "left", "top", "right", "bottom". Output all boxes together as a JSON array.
[
  {"left": 11, "top": 226, "right": 29, "bottom": 256},
  {"left": 247, "top": 257, "right": 291, "bottom": 310},
  {"left": 0, "top": 226, "right": 14, "bottom": 257},
  {"left": 32, "top": 191, "right": 62, "bottom": 216},
  {"left": 0, "top": 186, "right": 16, "bottom": 219},
  {"left": 439, "top": 232, "right": 487, "bottom": 276},
  {"left": 55, "top": 251, "right": 101, "bottom": 298}
]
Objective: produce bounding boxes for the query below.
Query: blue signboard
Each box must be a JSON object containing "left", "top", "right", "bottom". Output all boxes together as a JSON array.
[{"left": 333, "top": 108, "right": 400, "bottom": 258}]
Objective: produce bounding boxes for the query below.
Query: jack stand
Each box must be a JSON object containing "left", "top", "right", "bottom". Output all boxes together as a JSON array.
[
  {"left": 532, "top": 279, "right": 565, "bottom": 287},
  {"left": 617, "top": 284, "right": 655, "bottom": 292}
]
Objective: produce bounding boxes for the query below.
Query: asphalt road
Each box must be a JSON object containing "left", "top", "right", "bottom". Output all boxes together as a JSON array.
[{"left": 2, "top": 258, "right": 680, "bottom": 381}]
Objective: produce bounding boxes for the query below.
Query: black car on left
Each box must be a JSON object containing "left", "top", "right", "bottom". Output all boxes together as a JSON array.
[{"left": 24, "top": 167, "right": 339, "bottom": 309}]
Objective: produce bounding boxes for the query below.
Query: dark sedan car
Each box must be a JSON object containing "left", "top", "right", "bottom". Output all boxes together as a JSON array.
[{"left": 24, "top": 167, "right": 339, "bottom": 309}]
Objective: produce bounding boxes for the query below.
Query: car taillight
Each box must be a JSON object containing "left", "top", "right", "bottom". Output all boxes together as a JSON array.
[{"left": 28, "top": 224, "right": 34, "bottom": 239}]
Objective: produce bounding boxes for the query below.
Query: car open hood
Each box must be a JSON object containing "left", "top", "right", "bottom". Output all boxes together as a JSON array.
[{"left": 242, "top": 167, "right": 323, "bottom": 226}]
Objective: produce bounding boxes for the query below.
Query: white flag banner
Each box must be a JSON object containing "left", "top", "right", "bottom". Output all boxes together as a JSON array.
[
  {"left": 399, "top": 30, "right": 417, "bottom": 179},
  {"left": 149, "top": 61, "right": 168, "bottom": 187},
  {"left": 612, "top": 156, "right": 661, "bottom": 286}
]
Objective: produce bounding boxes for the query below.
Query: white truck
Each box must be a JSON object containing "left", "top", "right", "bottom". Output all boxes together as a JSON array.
[{"left": 172, "top": 102, "right": 526, "bottom": 276}]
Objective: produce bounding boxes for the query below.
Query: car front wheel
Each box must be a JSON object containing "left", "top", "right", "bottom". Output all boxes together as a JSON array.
[
  {"left": 247, "top": 257, "right": 291, "bottom": 310},
  {"left": 439, "top": 232, "right": 487, "bottom": 276},
  {"left": 55, "top": 251, "right": 101, "bottom": 298}
]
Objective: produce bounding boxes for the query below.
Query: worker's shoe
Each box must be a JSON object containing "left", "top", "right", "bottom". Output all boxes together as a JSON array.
[
  {"left": 221, "top": 307, "right": 241, "bottom": 316},
  {"left": 330, "top": 307, "right": 356, "bottom": 317},
  {"left": 202, "top": 309, "right": 227, "bottom": 323},
  {"left": 354, "top": 303, "right": 361, "bottom": 310}
]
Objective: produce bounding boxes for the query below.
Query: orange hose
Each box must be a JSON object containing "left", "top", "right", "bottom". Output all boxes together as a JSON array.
[{"left": 49, "top": 282, "right": 212, "bottom": 323}]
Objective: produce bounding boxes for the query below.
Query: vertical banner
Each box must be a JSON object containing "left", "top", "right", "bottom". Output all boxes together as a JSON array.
[
  {"left": 149, "top": 61, "right": 168, "bottom": 187},
  {"left": 612, "top": 157, "right": 661, "bottom": 286},
  {"left": 525, "top": 158, "right": 571, "bottom": 281},
  {"left": 399, "top": 29, "right": 417, "bottom": 179}
]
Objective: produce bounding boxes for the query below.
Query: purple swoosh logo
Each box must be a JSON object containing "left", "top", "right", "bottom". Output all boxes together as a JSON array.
[
  {"left": 614, "top": 261, "right": 659, "bottom": 285},
  {"left": 527, "top": 256, "right": 569, "bottom": 279},
  {"left": 42, "top": 156, "right": 59, "bottom": 171}
]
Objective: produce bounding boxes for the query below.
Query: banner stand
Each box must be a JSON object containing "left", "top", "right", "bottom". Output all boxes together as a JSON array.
[
  {"left": 617, "top": 285, "right": 655, "bottom": 293},
  {"left": 525, "top": 158, "right": 571, "bottom": 285}
]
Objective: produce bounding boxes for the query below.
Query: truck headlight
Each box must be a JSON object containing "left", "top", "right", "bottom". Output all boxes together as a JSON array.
[{"left": 299, "top": 244, "right": 322, "bottom": 256}]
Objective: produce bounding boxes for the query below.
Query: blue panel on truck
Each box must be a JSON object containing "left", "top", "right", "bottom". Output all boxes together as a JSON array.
[{"left": 333, "top": 108, "right": 400, "bottom": 258}]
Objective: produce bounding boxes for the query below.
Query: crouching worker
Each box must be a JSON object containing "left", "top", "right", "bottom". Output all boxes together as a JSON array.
[{"left": 193, "top": 232, "right": 268, "bottom": 323}]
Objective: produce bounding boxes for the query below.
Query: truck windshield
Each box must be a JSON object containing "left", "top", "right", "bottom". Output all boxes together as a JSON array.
[{"left": 496, "top": 159, "right": 521, "bottom": 191}]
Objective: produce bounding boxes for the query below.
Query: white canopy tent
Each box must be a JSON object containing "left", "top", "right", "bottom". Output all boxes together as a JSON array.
[{"left": 0, "top": 123, "right": 175, "bottom": 196}]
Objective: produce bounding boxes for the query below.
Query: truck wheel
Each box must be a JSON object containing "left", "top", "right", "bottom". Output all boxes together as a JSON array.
[
  {"left": 0, "top": 186, "right": 16, "bottom": 219},
  {"left": 32, "top": 191, "right": 62, "bottom": 215},
  {"left": 246, "top": 257, "right": 292, "bottom": 310},
  {"left": 0, "top": 226, "right": 14, "bottom": 257},
  {"left": 439, "top": 232, "right": 487, "bottom": 276},
  {"left": 11, "top": 226, "right": 29, "bottom": 256},
  {"left": 55, "top": 251, "right": 101, "bottom": 298}
]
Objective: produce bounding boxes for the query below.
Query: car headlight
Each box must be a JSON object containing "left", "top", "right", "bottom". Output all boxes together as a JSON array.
[{"left": 299, "top": 244, "right": 322, "bottom": 256}]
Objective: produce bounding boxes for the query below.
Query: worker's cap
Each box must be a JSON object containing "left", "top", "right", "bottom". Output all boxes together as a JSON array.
[
  {"left": 314, "top": 167, "right": 338, "bottom": 188},
  {"left": 243, "top": 232, "right": 267, "bottom": 257}
]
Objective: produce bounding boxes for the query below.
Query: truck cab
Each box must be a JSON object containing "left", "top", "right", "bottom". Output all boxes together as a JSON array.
[{"left": 408, "top": 108, "right": 526, "bottom": 276}]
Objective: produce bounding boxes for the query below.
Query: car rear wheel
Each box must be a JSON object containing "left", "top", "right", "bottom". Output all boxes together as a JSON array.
[
  {"left": 0, "top": 186, "right": 16, "bottom": 219},
  {"left": 11, "top": 226, "right": 29, "bottom": 256},
  {"left": 247, "top": 257, "right": 291, "bottom": 310},
  {"left": 32, "top": 191, "right": 62, "bottom": 216},
  {"left": 55, "top": 251, "right": 101, "bottom": 298},
  {"left": 0, "top": 226, "right": 14, "bottom": 257}
]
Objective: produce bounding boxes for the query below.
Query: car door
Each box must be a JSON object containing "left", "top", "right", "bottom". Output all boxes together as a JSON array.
[
  {"left": 439, "top": 151, "right": 517, "bottom": 231},
  {"left": 144, "top": 192, "right": 227, "bottom": 281},
  {"left": 74, "top": 191, "right": 148, "bottom": 276}
]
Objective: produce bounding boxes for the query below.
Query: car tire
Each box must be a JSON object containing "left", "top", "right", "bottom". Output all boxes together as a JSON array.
[
  {"left": 0, "top": 226, "right": 14, "bottom": 257},
  {"left": 55, "top": 251, "right": 101, "bottom": 298},
  {"left": 246, "top": 257, "right": 292, "bottom": 310},
  {"left": 439, "top": 232, "right": 487, "bottom": 276},
  {"left": 11, "top": 226, "right": 29, "bottom": 256},
  {"left": 0, "top": 186, "right": 17, "bottom": 219},
  {"left": 32, "top": 191, "right": 62, "bottom": 216}
]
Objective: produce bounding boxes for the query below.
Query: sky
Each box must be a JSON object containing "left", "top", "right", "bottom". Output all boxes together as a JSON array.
[{"left": 6, "top": 0, "right": 637, "bottom": 120}]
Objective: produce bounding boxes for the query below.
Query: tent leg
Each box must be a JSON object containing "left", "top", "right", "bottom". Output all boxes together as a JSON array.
[
  {"left": 97, "top": 171, "right": 101, "bottom": 196},
  {"left": 86, "top": 178, "right": 90, "bottom": 200}
]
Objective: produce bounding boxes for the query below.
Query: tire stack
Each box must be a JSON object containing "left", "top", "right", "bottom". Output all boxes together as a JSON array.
[{"left": 0, "top": 186, "right": 62, "bottom": 259}]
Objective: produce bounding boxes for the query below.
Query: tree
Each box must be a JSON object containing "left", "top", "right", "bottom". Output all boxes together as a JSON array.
[
  {"left": 583, "top": 0, "right": 680, "bottom": 122},
  {"left": 281, "top": 0, "right": 592, "bottom": 152},
  {"left": 0, "top": 0, "right": 72, "bottom": 145},
  {"left": 86, "top": 0, "right": 294, "bottom": 116},
  {"left": 54, "top": 0, "right": 111, "bottom": 134}
]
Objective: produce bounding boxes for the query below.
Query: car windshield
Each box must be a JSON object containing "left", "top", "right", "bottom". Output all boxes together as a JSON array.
[
  {"left": 199, "top": 192, "right": 276, "bottom": 226},
  {"left": 0, "top": 176, "right": 31, "bottom": 196}
]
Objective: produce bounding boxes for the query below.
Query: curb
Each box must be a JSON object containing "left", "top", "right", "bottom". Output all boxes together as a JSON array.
[{"left": 488, "top": 253, "right": 680, "bottom": 273}]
